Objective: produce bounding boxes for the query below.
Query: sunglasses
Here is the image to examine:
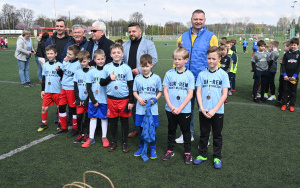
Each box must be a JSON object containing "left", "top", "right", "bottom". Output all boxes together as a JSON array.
[{"left": 91, "top": 30, "right": 101, "bottom": 33}]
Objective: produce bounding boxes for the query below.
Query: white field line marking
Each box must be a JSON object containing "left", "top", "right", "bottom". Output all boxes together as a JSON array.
[
  {"left": 0, "top": 80, "right": 21, "bottom": 84},
  {"left": 0, "top": 134, "right": 56, "bottom": 161}
]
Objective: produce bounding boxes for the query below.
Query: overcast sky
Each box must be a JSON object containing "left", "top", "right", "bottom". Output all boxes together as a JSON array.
[{"left": 0, "top": 0, "right": 297, "bottom": 26}]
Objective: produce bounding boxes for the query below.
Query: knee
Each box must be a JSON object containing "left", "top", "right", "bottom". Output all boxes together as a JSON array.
[{"left": 41, "top": 107, "right": 48, "bottom": 113}]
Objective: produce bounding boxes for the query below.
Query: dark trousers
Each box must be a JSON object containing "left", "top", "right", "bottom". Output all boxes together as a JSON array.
[
  {"left": 277, "top": 75, "right": 284, "bottom": 101},
  {"left": 137, "top": 126, "right": 157, "bottom": 149},
  {"left": 131, "top": 98, "right": 138, "bottom": 131},
  {"left": 253, "top": 70, "right": 268, "bottom": 98},
  {"left": 228, "top": 72, "right": 236, "bottom": 90},
  {"left": 282, "top": 80, "right": 298, "bottom": 106},
  {"left": 166, "top": 111, "right": 191, "bottom": 153},
  {"left": 266, "top": 72, "right": 276, "bottom": 95},
  {"left": 198, "top": 113, "right": 224, "bottom": 159},
  {"left": 110, "top": 117, "right": 129, "bottom": 143},
  {"left": 243, "top": 46, "right": 246, "bottom": 52}
]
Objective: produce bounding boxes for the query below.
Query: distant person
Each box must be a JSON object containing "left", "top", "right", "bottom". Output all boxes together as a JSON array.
[
  {"left": 251, "top": 40, "right": 270, "bottom": 103},
  {"left": 219, "top": 45, "right": 232, "bottom": 103},
  {"left": 100, "top": 44, "right": 134, "bottom": 153},
  {"left": 33, "top": 33, "right": 43, "bottom": 83},
  {"left": 82, "top": 49, "right": 109, "bottom": 148},
  {"left": 225, "top": 41, "right": 238, "bottom": 94},
  {"left": 252, "top": 36, "right": 259, "bottom": 57},
  {"left": 37, "top": 45, "right": 62, "bottom": 132},
  {"left": 45, "top": 18, "right": 72, "bottom": 62},
  {"left": 15, "top": 30, "right": 35, "bottom": 87},
  {"left": 87, "top": 21, "right": 114, "bottom": 66},
  {"left": 162, "top": 43, "right": 194, "bottom": 165},
  {"left": 281, "top": 38, "right": 300, "bottom": 112},
  {"left": 60, "top": 24, "right": 89, "bottom": 61},
  {"left": 123, "top": 23, "right": 158, "bottom": 138},
  {"left": 175, "top": 9, "right": 218, "bottom": 144},
  {"left": 242, "top": 38, "right": 248, "bottom": 54},
  {"left": 265, "top": 41, "right": 279, "bottom": 101},
  {"left": 36, "top": 33, "right": 50, "bottom": 68},
  {"left": 133, "top": 54, "right": 162, "bottom": 161},
  {"left": 230, "top": 39, "right": 237, "bottom": 53},
  {"left": 220, "top": 37, "right": 227, "bottom": 46},
  {"left": 193, "top": 46, "right": 230, "bottom": 169},
  {"left": 3, "top": 37, "right": 8, "bottom": 49}
]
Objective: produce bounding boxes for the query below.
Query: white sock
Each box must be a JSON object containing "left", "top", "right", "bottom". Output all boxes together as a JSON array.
[
  {"left": 89, "top": 119, "right": 97, "bottom": 139},
  {"left": 101, "top": 119, "right": 108, "bottom": 138}
]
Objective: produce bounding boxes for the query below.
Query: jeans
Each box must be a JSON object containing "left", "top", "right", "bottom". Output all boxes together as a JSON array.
[
  {"left": 17, "top": 58, "right": 30, "bottom": 84},
  {"left": 35, "top": 56, "right": 42, "bottom": 81}
]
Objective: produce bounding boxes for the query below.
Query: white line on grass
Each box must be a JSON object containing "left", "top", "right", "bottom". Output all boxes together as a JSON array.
[
  {"left": 0, "top": 134, "right": 56, "bottom": 161},
  {"left": 0, "top": 80, "right": 21, "bottom": 84}
]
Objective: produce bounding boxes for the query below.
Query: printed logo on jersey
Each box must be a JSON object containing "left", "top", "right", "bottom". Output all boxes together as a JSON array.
[
  {"left": 169, "top": 81, "right": 189, "bottom": 90},
  {"left": 202, "top": 79, "right": 222, "bottom": 88},
  {"left": 117, "top": 74, "right": 127, "bottom": 81},
  {"left": 140, "top": 86, "right": 157, "bottom": 96},
  {"left": 45, "top": 70, "right": 60, "bottom": 77}
]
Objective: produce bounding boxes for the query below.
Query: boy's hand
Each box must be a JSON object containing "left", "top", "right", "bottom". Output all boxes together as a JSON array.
[
  {"left": 41, "top": 91, "right": 45, "bottom": 99},
  {"left": 207, "top": 109, "right": 217, "bottom": 118},
  {"left": 284, "top": 76, "right": 289, "bottom": 81},
  {"left": 55, "top": 66, "right": 61, "bottom": 71},
  {"left": 132, "top": 68, "right": 140, "bottom": 76},
  {"left": 93, "top": 102, "right": 99, "bottom": 108},
  {"left": 172, "top": 107, "right": 181, "bottom": 115},
  {"left": 110, "top": 71, "right": 117, "bottom": 80},
  {"left": 290, "top": 77, "right": 296, "bottom": 81},
  {"left": 128, "top": 103, "right": 134, "bottom": 110},
  {"left": 150, "top": 100, "right": 154, "bottom": 105},
  {"left": 202, "top": 109, "right": 211, "bottom": 118},
  {"left": 137, "top": 97, "right": 146, "bottom": 106}
]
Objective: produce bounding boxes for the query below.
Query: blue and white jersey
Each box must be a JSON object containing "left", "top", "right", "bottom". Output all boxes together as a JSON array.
[
  {"left": 163, "top": 68, "right": 195, "bottom": 113},
  {"left": 86, "top": 67, "right": 107, "bottom": 104},
  {"left": 61, "top": 60, "right": 81, "bottom": 90},
  {"left": 102, "top": 62, "right": 133, "bottom": 98},
  {"left": 196, "top": 68, "right": 230, "bottom": 114},
  {"left": 74, "top": 68, "right": 89, "bottom": 101},
  {"left": 243, "top": 40, "right": 248, "bottom": 47},
  {"left": 253, "top": 40, "right": 258, "bottom": 52},
  {"left": 133, "top": 73, "right": 162, "bottom": 115},
  {"left": 42, "top": 61, "right": 63, "bottom": 93}
]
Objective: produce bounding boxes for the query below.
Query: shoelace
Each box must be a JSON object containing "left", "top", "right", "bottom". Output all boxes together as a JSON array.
[{"left": 165, "top": 150, "right": 173, "bottom": 156}]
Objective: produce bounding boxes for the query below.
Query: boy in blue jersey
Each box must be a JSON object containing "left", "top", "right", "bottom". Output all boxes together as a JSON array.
[
  {"left": 133, "top": 54, "right": 162, "bottom": 160},
  {"left": 73, "top": 51, "right": 90, "bottom": 143},
  {"left": 38, "top": 45, "right": 63, "bottom": 132},
  {"left": 162, "top": 43, "right": 194, "bottom": 165},
  {"left": 54, "top": 45, "right": 82, "bottom": 136},
  {"left": 252, "top": 36, "right": 259, "bottom": 56},
  {"left": 243, "top": 38, "right": 248, "bottom": 54},
  {"left": 82, "top": 49, "right": 109, "bottom": 148},
  {"left": 100, "top": 44, "right": 134, "bottom": 153},
  {"left": 193, "top": 46, "right": 230, "bottom": 169}
]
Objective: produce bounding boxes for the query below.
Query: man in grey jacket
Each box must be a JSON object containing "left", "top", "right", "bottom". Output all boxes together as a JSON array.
[{"left": 122, "top": 23, "right": 158, "bottom": 138}]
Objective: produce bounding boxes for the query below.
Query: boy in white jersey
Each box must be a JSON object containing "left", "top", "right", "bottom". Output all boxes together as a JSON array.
[
  {"left": 54, "top": 45, "right": 82, "bottom": 136},
  {"left": 82, "top": 49, "right": 109, "bottom": 148},
  {"left": 73, "top": 51, "right": 91, "bottom": 143},
  {"left": 37, "top": 45, "right": 63, "bottom": 132},
  {"left": 193, "top": 46, "right": 230, "bottom": 169},
  {"left": 133, "top": 54, "right": 162, "bottom": 160},
  {"left": 162, "top": 42, "right": 194, "bottom": 165},
  {"left": 100, "top": 44, "right": 134, "bottom": 153}
]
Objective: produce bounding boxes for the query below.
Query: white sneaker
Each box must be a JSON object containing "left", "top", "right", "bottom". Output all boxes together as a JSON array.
[
  {"left": 228, "top": 91, "right": 232, "bottom": 96},
  {"left": 175, "top": 134, "right": 184, "bottom": 143},
  {"left": 268, "top": 96, "right": 276, "bottom": 101},
  {"left": 175, "top": 135, "right": 194, "bottom": 143},
  {"left": 264, "top": 94, "right": 268, "bottom": 99}
]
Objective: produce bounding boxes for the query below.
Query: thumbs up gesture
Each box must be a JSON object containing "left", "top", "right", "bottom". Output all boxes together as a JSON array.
[{"left": 110, "top": 71, "right": 117, "bottom": 80}]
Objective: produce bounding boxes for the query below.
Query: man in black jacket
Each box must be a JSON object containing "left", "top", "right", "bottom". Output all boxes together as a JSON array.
[{"left": 87, "top": 21, "right": 114, "bottom": 66}]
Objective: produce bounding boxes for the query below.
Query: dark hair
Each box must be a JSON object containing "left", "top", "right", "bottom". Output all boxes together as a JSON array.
[
  {"left": 207, "top": 46, "right": 221, "bottom": 57},
  {"left": 271, "top": 41, "right": 279, "bottom": 48},
  {"left": 128, "top": 23, "right": 141, "bottom": 29},
  {"left": 140, "top": 54, "right": 153, "bottom": 66},
  {"left": 192, "top": 9, "right": 205, "bottom": 17},
  {"left": 115, "top": 39, "right": 124, "bottom": 45},
  {"left": 42, "top": 32, "right": 49, "bottom": 40},
  {"left": 257, "top": 40, "right": 266, "bottom": 47},
  {"left": 220, "top": 45, "right": 228, "bottom": 53},
  {"left": 45, "top": 45, "right": 57, "bottom": 53},
  {"left": 173, "top": 42, "right": 189, "bottom": 59},
  {"left": 284, "top": 41, "right": 290, "bottom": 47},
  {"left": 77, "top": 50, "right": 91, "bottom": 62},
  {"left": 110, "top": 43, "right": 123, "bottom": 52},
  {"left": 290, "top": 38, "right": 299, "bottom": 45},
  {"left": 56, "top": 18, "right": 65, "bottom": 25},
  {"left": 67, "top": 44, "right": 81, "bottom": 56},
  {"left": 230, "top": 39, "right": 236, "bottom": 45}
]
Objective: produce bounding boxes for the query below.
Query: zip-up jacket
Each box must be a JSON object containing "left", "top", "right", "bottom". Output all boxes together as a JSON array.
[{"left": 282, "top": 49, "right": 300, "bottom": 78}]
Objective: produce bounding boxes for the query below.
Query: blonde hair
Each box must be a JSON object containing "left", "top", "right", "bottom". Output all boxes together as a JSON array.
[
  {"left": 172, "top": 42, "right": 189, "bottom": 59},
  {"left": 22, "top": 30, "right": 31, "bottom": 36},
  {"left": 94, "top": 49, "right": 105, "bottom": 58}
]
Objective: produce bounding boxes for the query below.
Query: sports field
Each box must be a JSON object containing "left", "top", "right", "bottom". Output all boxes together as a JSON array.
[{"left": 0, "top": 39, "right": 299, "bottom": 188}]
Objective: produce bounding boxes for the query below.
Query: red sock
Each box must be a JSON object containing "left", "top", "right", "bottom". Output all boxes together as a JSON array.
[
  {"left": 41, "top": 112, "right": 48, "bottom": 125},
  {"left": 72, "top": 115, "right": 78, "bottom": 130},
  {"left": 59, "top": 113, "right": 67, "bottom": 129}
]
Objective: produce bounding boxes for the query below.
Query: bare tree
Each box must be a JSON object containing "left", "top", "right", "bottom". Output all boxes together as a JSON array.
[
  {"left": 1, "top": 3, "right": 18, "bottom": 29},
  {"left": 129, "top": 12, "right": 144, "bottom": 25},
  {"left": 277, "top": 17, "right": 291, "bottom": 31},
  {"left": 17, "top": 8, "right": 34, "bottom": 29},
  {"left": 35, "top": 14, "right": 52, "bottom": 27}
]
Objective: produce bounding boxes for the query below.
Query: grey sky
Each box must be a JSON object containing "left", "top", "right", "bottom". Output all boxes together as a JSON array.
[{"left": 0, "top": 0, "right": 297, "bottom": 26}]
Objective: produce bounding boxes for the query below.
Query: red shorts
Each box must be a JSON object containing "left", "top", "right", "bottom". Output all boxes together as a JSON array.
[
  {"left": 42, "top": 93, "right": 60, "bottom": 107},
  {"left": 76, "top": 106, "right": 88, "bottom": 114},
  {"left": 107, "top": 98, "right": 131, "bottom": 118},
  {"left": 59, "top": 89, "right": 76, "bottom": 107}
]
